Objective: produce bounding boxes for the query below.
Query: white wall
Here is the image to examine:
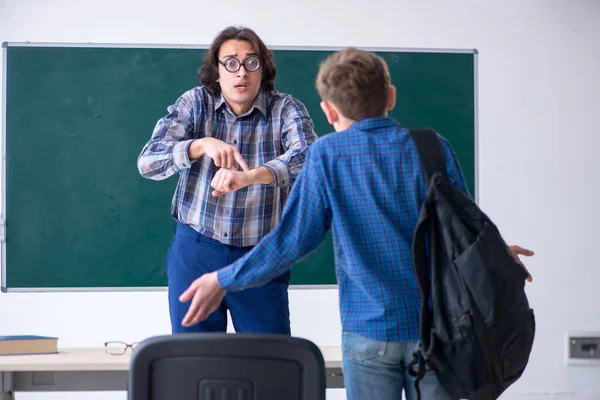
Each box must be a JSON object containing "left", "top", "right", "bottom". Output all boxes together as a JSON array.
[{"left": 1, "top": 0, "right": 599, "bottom": 399}]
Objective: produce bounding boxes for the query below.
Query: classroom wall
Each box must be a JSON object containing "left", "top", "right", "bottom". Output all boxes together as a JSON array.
[{"left": 1, "top": 0, "right": 599, "bottom": 399}]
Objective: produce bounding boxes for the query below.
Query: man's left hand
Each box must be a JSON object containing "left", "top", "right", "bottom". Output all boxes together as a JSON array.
[
  {"left": 179, "top": 272, "right": 226, "bottom": 328},
  {"left": 211, "top": 168, "right": 252, "bottom": 196}
]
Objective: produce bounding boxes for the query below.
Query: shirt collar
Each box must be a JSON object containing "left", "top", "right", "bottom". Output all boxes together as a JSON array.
[
  {"left": 355, "top": 116, "right": 401, "bottom": 131},
  {"left": 214, "top": 91, "right": 267, "bottom": 117}
]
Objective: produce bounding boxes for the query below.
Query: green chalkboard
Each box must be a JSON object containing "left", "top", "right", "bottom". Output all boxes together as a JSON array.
[{"left": 1, "top": 43, "right": 476, "bottom": 291}]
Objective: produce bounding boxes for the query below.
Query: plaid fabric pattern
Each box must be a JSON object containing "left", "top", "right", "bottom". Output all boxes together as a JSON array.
[{"left": 138, "top": 87, "right": 317, "bottom": 246}]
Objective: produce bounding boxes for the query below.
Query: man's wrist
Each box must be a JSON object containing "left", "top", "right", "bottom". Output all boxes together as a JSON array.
[
  {"left": 188, "top": 138, "right": 204, "bottom": 160},
  {"left": 248, "top": 166, "right": 275, "bottom": 185}
]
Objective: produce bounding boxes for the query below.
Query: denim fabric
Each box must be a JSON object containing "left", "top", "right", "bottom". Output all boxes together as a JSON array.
[
  {"left": 167, "top": 222, "right": 290, "bottom": 334},
  {"left": 342, "top": 331, "right": 456, "bottom": 400}
]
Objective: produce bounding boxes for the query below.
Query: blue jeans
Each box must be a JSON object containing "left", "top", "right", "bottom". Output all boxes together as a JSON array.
[
  {"left": 342, "top": 331, "right": 456, "bottom": 400},
  {"left": 167, "top": 222, "right": 291, "bottom": 334}
]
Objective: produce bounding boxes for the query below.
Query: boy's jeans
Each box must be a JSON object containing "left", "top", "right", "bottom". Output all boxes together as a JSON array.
[{"left": 342, "top": 331, "right": 456, "bottom": 400}]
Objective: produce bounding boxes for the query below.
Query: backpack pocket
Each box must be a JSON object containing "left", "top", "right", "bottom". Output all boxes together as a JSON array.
[
  {"left": 498, "top": 308, "right": 535, "bottom": 385},
  {"left": 453, "top": 221, "right": 529, "bottom": 327},
  {"left": 434, "top": 325, "right": 488, "bottom": 398}
]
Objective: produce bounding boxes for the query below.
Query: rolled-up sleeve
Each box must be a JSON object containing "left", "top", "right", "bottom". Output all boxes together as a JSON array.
[
  {"left": 171, "top": 140, "right": 195, "bottom": 171},
  {"left": 262, "top": 97, "right": 317, "bottom": 188},
  {"left": 137, "top": 91, "right": 199, "bottom": 180}
]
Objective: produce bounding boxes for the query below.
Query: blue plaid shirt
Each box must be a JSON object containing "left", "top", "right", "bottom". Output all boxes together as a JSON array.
[
  {"left": 218, "top": 117, "right": 469, "bottom": 341},
  {"left": 137, "top": 87, "right": 317, "bottom": 247}
]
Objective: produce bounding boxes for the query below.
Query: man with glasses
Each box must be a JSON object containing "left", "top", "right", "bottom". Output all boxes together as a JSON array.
[{"left": 137, "top": 26, "right": 317, "bottom": 335}]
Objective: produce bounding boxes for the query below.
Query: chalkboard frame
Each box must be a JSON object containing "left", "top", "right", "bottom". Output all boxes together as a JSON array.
[{"left": 1, "top": 42, "right": 478, "bottom": 292}]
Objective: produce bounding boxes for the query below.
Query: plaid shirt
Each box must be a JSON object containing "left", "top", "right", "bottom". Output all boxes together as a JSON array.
[
  {"left": 137, "top": 87, "right": 317, "bottom": 246},
  {"left": 218, "top": 117, "right": 469, "bottom": 341}
]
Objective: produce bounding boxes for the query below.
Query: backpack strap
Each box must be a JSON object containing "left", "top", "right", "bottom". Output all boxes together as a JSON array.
[
  {"left": 408, "top": 128, "right": 447, "bottom": 400},
  {"left": 409, "top": 128, "right": 448, "bottom": 182},
  {"left": 408, "top": 204, "right": 435, "bottom": 400},
  {"left": 409, "top": 128, "right": 447, "bottom": 339}
]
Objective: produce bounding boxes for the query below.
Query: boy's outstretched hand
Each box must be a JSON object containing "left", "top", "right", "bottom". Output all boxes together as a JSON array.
[{"left": 179, "top": 272, "right": 226, "bottom": 328}]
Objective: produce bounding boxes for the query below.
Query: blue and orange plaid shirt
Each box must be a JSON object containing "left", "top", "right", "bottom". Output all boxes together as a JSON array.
[
  {"left": 218, "top": 117, "right": 469, "bottom": 341},
  {"left": 137, "top": 87, "right": 317, "bottom": 246}
]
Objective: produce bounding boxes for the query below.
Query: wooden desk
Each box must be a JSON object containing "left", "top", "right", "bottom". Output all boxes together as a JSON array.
[{"left": 0, "top": 347, "right": 343, "bottom": 399}]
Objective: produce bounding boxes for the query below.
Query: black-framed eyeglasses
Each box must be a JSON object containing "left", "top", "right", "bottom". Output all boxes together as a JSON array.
[
  {"left": 218, "top": 55, "right": 261, "bottom": 73},
  {"left": 104, "top": 341, "right": 139, "bottom": 355}
]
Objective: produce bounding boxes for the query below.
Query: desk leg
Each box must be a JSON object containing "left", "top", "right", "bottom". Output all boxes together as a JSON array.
[
  {"left": 0, "top": 372, "right": 14, "bottom": 400},
  {"left": 326, "top": 367, "right": 344, "bottom": 389}
]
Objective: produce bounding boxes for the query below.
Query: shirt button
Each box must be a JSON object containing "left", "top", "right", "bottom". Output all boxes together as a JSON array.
[
  {"left": 233, "top": 140, "right": 237, "bottom": 144},
  {"left": 225, "top": 209, "right": 231, "bottom": 216},
  {"left": 224, "top": 233, "right": 228, "bottom": 238}
]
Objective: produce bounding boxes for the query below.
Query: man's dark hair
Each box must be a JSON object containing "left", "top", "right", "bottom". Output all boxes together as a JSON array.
[{"left": 198, "top": 26, "right": 277, "bottom": 97}]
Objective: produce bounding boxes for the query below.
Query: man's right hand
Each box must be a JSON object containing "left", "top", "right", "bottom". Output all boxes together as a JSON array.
[{"left": 188, "top": 138, "right": 250, "bottom": 171}]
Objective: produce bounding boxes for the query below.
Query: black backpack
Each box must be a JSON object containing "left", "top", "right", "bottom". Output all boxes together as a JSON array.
[{"left": 407, "top": 128, "right": 536, "bottom": 400}]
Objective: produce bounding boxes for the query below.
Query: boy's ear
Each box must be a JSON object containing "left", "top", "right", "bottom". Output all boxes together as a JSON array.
[
  {"left": 320, "top": 101, "right": 339, "bottom": 126},
  {"left": 387, "top": 85, "right": 396, "bottom": 111}
]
